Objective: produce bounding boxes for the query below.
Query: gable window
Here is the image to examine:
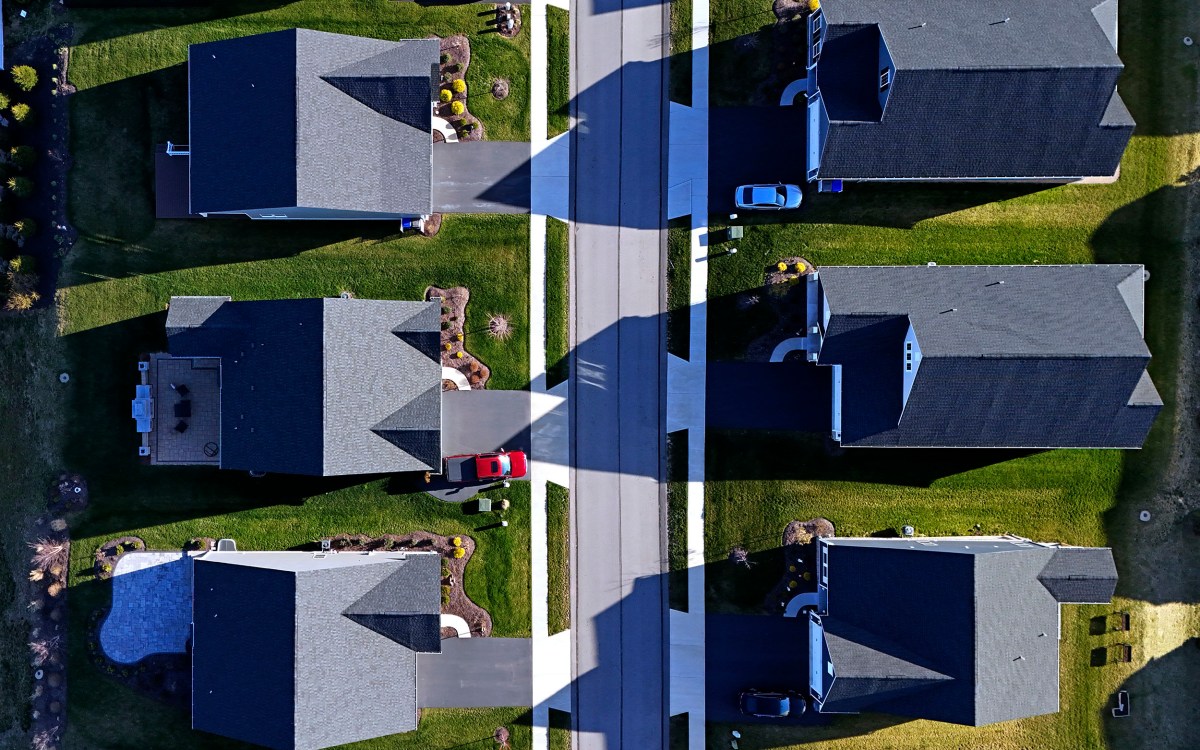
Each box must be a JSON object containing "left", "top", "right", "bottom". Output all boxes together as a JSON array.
[{"left": 879, "top": 68, "right": 891, "bottom": 92}]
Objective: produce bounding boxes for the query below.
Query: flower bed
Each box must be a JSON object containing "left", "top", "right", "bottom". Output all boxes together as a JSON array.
[
  {"left": 428, "top": 285, "right": 493, "bottom": 390},
  {"left": 762, "top": 517, "right": 833, "bottom": 613},
  {"left": 92, "top": 536, "right": 145, "bottom": 580}
]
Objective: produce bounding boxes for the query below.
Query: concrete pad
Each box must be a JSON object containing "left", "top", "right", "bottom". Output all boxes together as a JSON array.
[
  {"left": 100, "top": 552, "right": 193, "bottom": 664},
  {"left": 441, "top": 390, "right": 532, "bottom": 456},
  {"left": 432, "top": 142, "right": 532, "bottom": 214},
  {"left": 417, "top": 637, "right": 533, "bottom": 708}
]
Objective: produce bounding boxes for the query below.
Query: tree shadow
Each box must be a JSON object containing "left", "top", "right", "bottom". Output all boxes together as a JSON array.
[{"left": 1104, "top": 638, "right": 1200, "bottom": 749}]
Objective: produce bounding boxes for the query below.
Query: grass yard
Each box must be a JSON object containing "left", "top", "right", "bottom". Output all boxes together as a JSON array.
[
  {"left": 547, "top": 6, "right": 570, "bottom": 138},
  {"left": 67, "top": 1, "right": 531, "bottom": 141},
  {"left": 666, "top": 220, "right": 690, "bottom": 358},
  {"left": 548, "top": 709, "right": 571, "bottom": 750},
  {"left": 547, "top": 481, "right": 570, "bottom": 634},
  {"left": 0, "top": 311, "right": 66, "bottom": 746},
  {"left": 704, "top": 1, "right": 1200, "bottom": 749},
  {"left": 545, "top": 217, "right": 570, "bottom": 388},
  {"left": 666, "top": 430, "right": 689, "bottom": 612},
  {"left": 669, "top": 0, "right": 693, "bottom": 105}
]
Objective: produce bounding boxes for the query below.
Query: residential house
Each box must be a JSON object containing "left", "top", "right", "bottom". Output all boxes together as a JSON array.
[
  {"left": 157, "top": 29, "right": 439, "bottom": 219},
  {"left": 800, "top": 0, "right": 1132, "bottom": 183},
  {"left": 133, "top": 296, "right": 442, "bottom": 475},
  {"left": 808, "top": 536, "right": 1118, "bottom": 725},
  {"left": 192, "top": 550, "right": 441, "bottom": 749},
  {"left": 809, "top": 264, "right": 1161, "bottom": 448}
]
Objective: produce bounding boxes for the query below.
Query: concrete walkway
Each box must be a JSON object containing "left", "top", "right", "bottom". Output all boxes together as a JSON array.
[
  {"left": 99, "top": 552, "right": 193, "bottom": 664},
  {"left": 780, "top": 78, "right": 806, "bottom": 106},
  {"left": 442, "top": 367, "right": 470, "bottom": 390},
  {"left": 440, "top": 614, "right": 473, "bottom": 638},
  {"left": 666, "top": 0, "right": 712, "bottom": 745},
  {"left": 529, "top": 3, "right": 574, "bottom": 748},
  {"left": 770, "top": 336, "right": 810, "bottom": 362}
]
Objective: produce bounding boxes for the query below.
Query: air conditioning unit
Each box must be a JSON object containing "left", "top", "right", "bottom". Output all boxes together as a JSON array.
[
  {"left": 808, "top": 351, "right": 818, "bottom": 362},
  {"left": 809, "top": 325, "right": 820, "bottom": 335}
]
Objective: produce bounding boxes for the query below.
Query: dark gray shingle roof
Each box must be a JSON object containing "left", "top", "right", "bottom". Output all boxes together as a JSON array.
[
  {"left": 815, "top": 0, "right": 1133, "bottom": 179},
  {"left": 189, "top": 29, "right": 438, "bottom": 216},
  {"left": 167, "top": 296, "right": 441, "bottom": 475},
  {"left": 820, "top": 538, "right": 1117, "bottom": 726},
  {"left": 1037, "top": 547, "right": 1119, "bottom": 603},
  {"left": 816, "top": 265, "right": 1161, "bottom": 448},
  {"left": 192, "top": 552, "right": 441, "bottom": 750}
]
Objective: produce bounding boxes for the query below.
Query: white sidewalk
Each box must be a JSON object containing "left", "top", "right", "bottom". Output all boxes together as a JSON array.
[
  {"left": 529, "top": 3, "right": 574, "bottom": 749},
  {"left": 666, "top": 1, "right": 711, "bottom": 747}
]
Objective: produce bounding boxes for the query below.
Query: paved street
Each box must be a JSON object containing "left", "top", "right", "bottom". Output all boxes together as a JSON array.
[{"left": 569, "top": 0, "right": 671, "bottom": 745}]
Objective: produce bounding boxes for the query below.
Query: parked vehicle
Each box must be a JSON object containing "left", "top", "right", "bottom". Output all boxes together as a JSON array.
[
  {"left": 734, "top": 183, "right": 803, "bottom": 210},
  {"left": 738, "top": 689, "right": 806, "bottom": 718},
  {"left": 444, "top": 450, "right": 528, "bottom": 483}
]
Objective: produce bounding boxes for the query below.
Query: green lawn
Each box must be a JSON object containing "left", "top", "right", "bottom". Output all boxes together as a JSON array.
[
  {"left": 548, "top": 709, "right": 571, "bottom": 750},
  {"left": 68, "top": 1, "right": 531, "bottom": 141},
  {"left": 667, "top": 430, "right": 689, "bottom": 612},
  {"left": 547, "top": 481, "right": 570, "bottom": 634},
  {"left": 545, "top": 217, "right": 570, "bottom": 387},
  {"left": 704, "top": 1, "right": 1199, "bottom": 749},
  {"left": 547, "top": 7, "right": 570, "bottom": 138},
  {"left": 669, "top": 0, "right": 693, "bottom": 105},
  {"left": 666, "top": 220, "right": 690, "bottom": 358}
]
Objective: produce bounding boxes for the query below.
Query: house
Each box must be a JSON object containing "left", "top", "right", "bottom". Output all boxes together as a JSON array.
[
  {"left": 157, "top": 29, "right": 439, "bottom": 219},
  {"left": 191, "top": 550, "right": 441, "bottom": 750},
  {"left": 808, "top": 264, "right": 1161, "bottom": 448},
  {"left": 808, "top": 535, "right": 1118, "bottom": 725},
  {"left": 801, "top": 0, "right": 1133, "bottom": 183},
  {"left": 132, "top": 296, "right": 442, "bottom": 475}
]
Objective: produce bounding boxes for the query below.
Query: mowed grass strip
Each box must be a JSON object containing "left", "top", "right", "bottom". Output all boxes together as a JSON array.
[
  {"left": 547, "top": 6, "right": 570, "bottom": 138},
  {"left": 547, "top": 481, "right": 570, "bottom": 634},
  {"left": 545, "top": 216, "right": 570, "bottom": 387}
]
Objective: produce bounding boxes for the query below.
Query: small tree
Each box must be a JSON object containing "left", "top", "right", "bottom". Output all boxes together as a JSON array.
[
  {"left": 9, "top": 254, "right": 35, "bottom": 273},
  {"left": 11, "top": 65, "right": 38, "bottom": 92},
  {"left": 6, "top": 176, "right": 32, "bottom": 198},
  {"left": 10, "top": 145, "right": 34, "bottom": 169},
  {"left": 4, "top": 289, "right": 39, "bottom": 311},
  {"left": 29, "top": 539, "right": 67, "bottom": 571},
  {"left": 10, "top": 103, "right": 31, "bottom": 124}
]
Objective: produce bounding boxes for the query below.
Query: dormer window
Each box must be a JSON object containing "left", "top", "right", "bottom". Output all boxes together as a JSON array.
[{"left": 879, "top": 68, "right": 891, "bottom": 92}]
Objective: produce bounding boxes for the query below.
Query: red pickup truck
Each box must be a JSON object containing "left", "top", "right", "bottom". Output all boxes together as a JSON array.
[{"left": 444, "top": 450, "right": 528, "bottom": 483}]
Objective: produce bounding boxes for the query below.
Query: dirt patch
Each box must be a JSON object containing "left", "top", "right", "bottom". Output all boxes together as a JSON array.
[
  {"left": 427, "top": 285, "right": 492, "bottom": 389},
  {"left": 743, "top": 256, "right": 815, "bottom": 360},
  {"left": 762, "top": 518, "right": 833, "bottom": 614},
  {"left": 438, "top": 35, "right": 485, "bottom": 142},
  {"left": 321, "top": 531, "right": 492, "bottom": 637}
]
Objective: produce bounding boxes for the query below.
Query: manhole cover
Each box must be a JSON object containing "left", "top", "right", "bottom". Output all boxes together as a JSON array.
[
  {"left": 58, "top": 373, "right": 69, "bottom": 383},
  {"left": 1138, "top": 510, "right": 1151, "bottom": 522},
  {"left": 1185, "top": 36, "right": 1194, "bottom": 46}
]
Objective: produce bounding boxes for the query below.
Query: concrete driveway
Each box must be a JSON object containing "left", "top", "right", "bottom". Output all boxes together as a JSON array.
[
  {"left": 707, "top": 362, "right": 831, "bottom": 432},
  {"left": 441, "top": 390, "right": 531, "bottom": 456},
  {"left": 417, "top": 637, "right": 533, "bottom": 708},
  {"left": 709, "top": 107, "right": 809, "bottom": 216},
  {"left": 432, "top": 142, "right": 531, "bottom": 213},
  {"left": 705, "top": 614, "right": 814, "bottom": 724}
]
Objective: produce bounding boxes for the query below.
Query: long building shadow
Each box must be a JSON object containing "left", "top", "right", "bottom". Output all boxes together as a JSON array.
[
  {"left": 66, "top": 0, "right": 297, "bottom": 44},
  {"left": 1104, "top": 638, "right": 1200, "bottom": 750}
]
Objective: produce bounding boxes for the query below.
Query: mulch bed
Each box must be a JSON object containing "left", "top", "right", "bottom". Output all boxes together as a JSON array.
[
  {"left": 318, "top": 531, "right": 493, "bottom": 637},
  {"left": 762, "top": 517, "right": 834, "bottom": 614},
  {"left": 743, "top": 255, "right": 815, "bottom": 361},
  {"left": 495, "top": 4, "right": 523, "bottom": 39},
  {"left": 84, "top": 607, "right": 191, "bottom": 710},
  {"left": 92, "top": 535, "right": 147, "bottom": 580},
  {"left": 27, "top": 516, "right": 70, "bottom": 749},
  {"left": 46, "top": 472, "right": 88, "bottom": 514},
  {"left": 427, "top": 285, "right": 492, "bottom": 390},
  {"left": 421, "top": 212, "right": 443, "bottom": 237},
  {"left": 438, "top": 35, "right": 485, "bottom": 142},
  {"left": 491, "top": 78, "right": 510, "bottom": 100}
]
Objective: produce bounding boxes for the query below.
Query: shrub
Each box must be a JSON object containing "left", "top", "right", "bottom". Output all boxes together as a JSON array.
[
  {"left": 440, "top": 584, "right": 452, "bottom": 605},
  {"left": 498, "top": 498, "right": 510, "bottom": 511},
  {"left": 794, "top": 262, "right": 806, "bottom": 273},
  {"left": 439, "top": 88, "right": 453, "bottom": 103},
  {"left": 440, "top": 53, "right": 450, "bottom": 64},
  {"left": 451, "top": 78, "right": 466, "bottom": 94},
  {"left": 11, "top": 66, "right": 37, "bottom": 92},
  {"left": 10, "top": 103, "right": 31, "bottom": 123},
  {"left": 28, "top": 569, "right": 43, "bottom": 582},
  {"left": 6, "top": 176, "right": 31, "bottom": 197},
  {"left": 807, "top": 0, "right": 821, "bottom": 11},
  {"left": 9, "top": 254, "right": 35, "bottom": 273},
  {"left": 444, "top": 342, "right": 453, "bottom": 351},
  {"left": 441, "top": 559, "right": 451, "bottom": 576},
  {"left": 451, "top": 536, "right": 463, "bottom": 547},
  {"left": 455, "top": 350, "right": 464, "bottom": 359},
  {"left": 0, "top": 92, "right": 9, "bottom": 112},
  {"left": 15, "top": 218, "right": 36, "bottom": 238},
  {"left": 10, "top": 145, "right": 34, "bottom": 168},
  {"left": 452, "top": 546, "right": 466, "bottom": 559},
  {"left": 102, "top": 564, "right": 112, "bottom": 573},
  {"left": 776, "top": 261, "right": 788, "bottom": 272},
  {"left": 450, "top": 101, "right": 465, "bottom": 116}
]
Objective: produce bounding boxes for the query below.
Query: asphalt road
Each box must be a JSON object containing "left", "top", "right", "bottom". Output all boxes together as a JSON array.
[{"left": 568, "top": 0, "right": 671, "bottom": 746}]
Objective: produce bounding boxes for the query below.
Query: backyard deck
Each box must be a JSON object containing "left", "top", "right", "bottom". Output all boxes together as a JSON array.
[{"left": 147, "top": 354, "right": 221, "bottom": 466}]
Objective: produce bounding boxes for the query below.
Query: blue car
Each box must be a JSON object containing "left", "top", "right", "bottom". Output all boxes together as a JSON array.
[
  {"left": 734, "top": 183, "right": 803, "bottom": 211},
  {"left": 739, "top": 689, "right": 806, "bottom": 718}
]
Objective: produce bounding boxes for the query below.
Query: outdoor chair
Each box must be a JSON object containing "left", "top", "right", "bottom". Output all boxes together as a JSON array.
[
  {"left": 1115, "top": 611, "right": 1131, "bottom": 632},
  {"left": 1112, "top": 690, "right": 1130, "bottom": 718},
  {"left": 174, "top": 420, "right": 189, "bottom": 433},
  {"left": 174, "top": 400, "right": 192, "bottom": 418},
  {"left": 176, "top": 384, "right": 190, "bottom": 397},
  {"left": 1112, "top": 643, "right": 1132, "bottom": 663}
]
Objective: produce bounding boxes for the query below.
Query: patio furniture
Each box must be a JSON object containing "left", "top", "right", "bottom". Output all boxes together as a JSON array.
[
  {"left": 1112, "top": 690, "right": 1130, "bottom": 718},
  {"left": 174, "top": 420, "right": 189, "bottom": 433},
  {"left": 216, "top": 538, "right": 237, "bottom": 552},
  {"left": 171, "top": 383, "right": 190, "bottom": 397},
  {"left": 1114, "top": 611, "right": 1131, "bottom": 632},
  {"left": 174, "top": 400, "right": 192, "bottom": 418},
  {"left": 1112, "top": 643, "right": 1132, "bottom": 663}
]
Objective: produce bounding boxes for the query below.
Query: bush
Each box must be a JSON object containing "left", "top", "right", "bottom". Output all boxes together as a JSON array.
[
  {"left": 794, "top": 262, "right": 806, "bottom": 273},
  {"left": 450, "top": 101, "right": 465, "bottom": 116},
  {"left": 776, "top": 261, "right": 788, "bottom": 272},
  {"left": 0, "top": 93, "right": 9, "bottom": 112},
  {"left": 15, "top": 218, "right": 37, "bottom": 238},
  {"left": 9, "top": 255, "right": 35, "bottom": 273},
  {"left": 440, "top": 53, "right": 450, "bottom": 64},
  {"left": 10, "top": 145, "right": 34, "bottom": 169},
  {"left": 452, "top": 546, "right": 466, "bottom": 559},
  {"left": 451, "top": 536, "right": 462, "bottom": 547},
  {"left": 451, "top": 78, "right": 466, "bottom": 94},
  {"left": 439, "top": 88, "right": 453, "bottom": 103},
  {"left": 10, "top": 103, "right": 31, "bottom": 124},
  {"left": 11, "top": 66, "right": 37, "bottom": 92},
  {"left": 440, "top": 584, "right": 452, "bottom": 605},
  {"left": 6, "top": 176, "right": 32, "bottom": 198}
]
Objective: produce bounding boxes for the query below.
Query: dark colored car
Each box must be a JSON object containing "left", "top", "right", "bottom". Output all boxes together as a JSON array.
[{"left": 738, "top": 689, "right": 806, "bottom": 718}]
